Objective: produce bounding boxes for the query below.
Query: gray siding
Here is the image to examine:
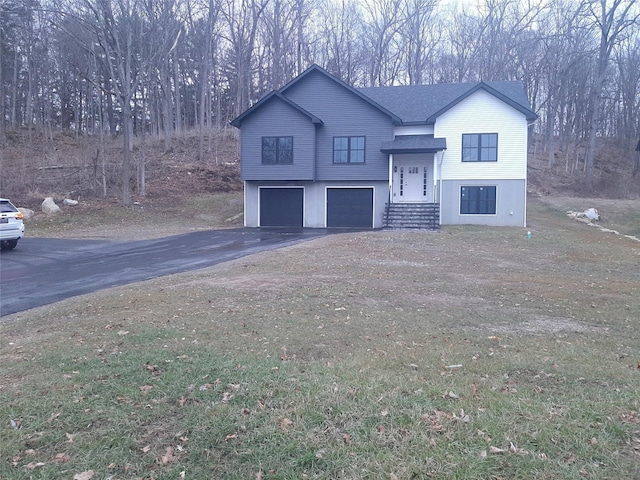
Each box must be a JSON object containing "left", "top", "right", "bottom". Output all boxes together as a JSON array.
[
  {"left": 283, "top": 70, "right": 394, "bottom": 181},
  {"left": 440, "top": 179, "right": 526, "bottom": 227},
  {"left": 240, "top": 97, "right": 316, "bottom": 181}
]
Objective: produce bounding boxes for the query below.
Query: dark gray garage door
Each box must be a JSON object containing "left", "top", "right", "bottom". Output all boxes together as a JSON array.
[
  {"left": 260, "top": 188, "right": 304, "bottom": 227},
  {"left": 326, "top": 188, "right": 374, "bottom": 228}
]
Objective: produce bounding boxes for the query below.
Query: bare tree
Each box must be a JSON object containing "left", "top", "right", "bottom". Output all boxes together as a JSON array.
[
  {"left": 398, "top": 0, "right": 439, "bottom": 85},
  {"left": 57, "top": 0, "right": 182, "bottom": 205},
  {"left": 360, "top": 0, "right": 405, "bottom": 86},
  {"left": 317, "top": 0, "right": 365, "bottom": 85},
  {"left": 196, "top": 0, "right": 222, "bottom": 160},
  {"left": 583, "top": 0, "right": 640, "bottom": 184},
  {"left": 615, "top": 32, "right": 640, "bottom": 139},
  {"left": 222, "top": 0, "right": 269, "bottom": 117}
]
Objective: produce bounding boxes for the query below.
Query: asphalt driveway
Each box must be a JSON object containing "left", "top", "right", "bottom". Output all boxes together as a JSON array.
[{"left": 0, "top": 228, "right": 331, "bottom": 317}]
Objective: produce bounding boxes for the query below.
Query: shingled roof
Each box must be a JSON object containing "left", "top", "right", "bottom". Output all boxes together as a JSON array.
[
  {"left": 359, "top": 81, "right": 537, "bottom": 125},
  {"left": 380, "top": 135, "right": 446, "bottom": 154},
  {"left": 231, "top": 65, "right": 537, "bottom": 128}
]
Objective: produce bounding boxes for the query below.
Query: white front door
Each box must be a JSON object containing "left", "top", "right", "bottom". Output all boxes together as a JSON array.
[{"left": 393, "top": 164, "right": 429, "bottom": 202}]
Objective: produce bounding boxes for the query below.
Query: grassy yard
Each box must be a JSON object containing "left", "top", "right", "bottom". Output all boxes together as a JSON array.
[{"left": 1, "top": 197, "right": 639, "bottom": 479}]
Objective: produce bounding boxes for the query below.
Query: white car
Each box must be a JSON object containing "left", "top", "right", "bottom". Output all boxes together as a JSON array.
[{"left": 0, "top": 198, "right": 25, "bottom": 251}]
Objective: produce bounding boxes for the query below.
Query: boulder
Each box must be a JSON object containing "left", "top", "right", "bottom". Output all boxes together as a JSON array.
[
  {"left": 63, "top": 198, "right": 79, "bottom": 206},
  {"left": 17, "top": 208, "right": 35, "bottom": 219},
  {"left": 583, "top": 208, "right": 599, "bottom": 221},
  {"left": 42, "top": 197, "right": 61, "bottom": 214}
]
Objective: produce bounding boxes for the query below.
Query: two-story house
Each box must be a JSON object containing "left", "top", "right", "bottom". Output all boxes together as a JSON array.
[{"left": 231, "top": 64, "right": 537, "bottom": 229}]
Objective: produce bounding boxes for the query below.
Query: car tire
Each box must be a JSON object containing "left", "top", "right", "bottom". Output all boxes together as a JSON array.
[{"left": 1, "top": 239, "right": 18, "bottom": 251}]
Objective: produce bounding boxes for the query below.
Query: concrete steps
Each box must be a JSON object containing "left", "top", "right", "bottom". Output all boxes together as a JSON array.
[{"left": 384, "top": 203, "right": 440, "bottom": 230}]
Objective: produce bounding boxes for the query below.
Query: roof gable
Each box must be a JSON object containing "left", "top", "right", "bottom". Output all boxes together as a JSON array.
[
  {"left": 230, "top": 91, "right": 323, "bottom": 128},
  {"left": 279, "top": 65, "right": 403, "bottom": 125},
  {"left": 359, "top": 81, "right": 537, "bottom": 125},
  {"left": 426, "top": 82, "right": 537, "bottom": 123}
]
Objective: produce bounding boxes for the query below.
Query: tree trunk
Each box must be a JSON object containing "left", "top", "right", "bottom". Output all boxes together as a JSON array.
[{"left": 122, "top": 97, "right": 133, "bottom": 206}]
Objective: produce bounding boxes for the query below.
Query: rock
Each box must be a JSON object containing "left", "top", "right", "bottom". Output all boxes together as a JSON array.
[
  {"left": 42, "top": 197, "right": 61, "bottom": 214},
  {"left": 583, "top": 208, "right": 599, "bottom": 221},
  {"left": 18, "top": 208, "right": 34, "bottom": 219},
  {"left": 63, "top": 198, "right": 79, "bottom": 206}
]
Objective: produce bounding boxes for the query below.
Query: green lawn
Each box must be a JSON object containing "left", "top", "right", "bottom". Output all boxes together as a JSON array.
[{"left": 1, "top": 197, "right": 639, "bottom": 479}]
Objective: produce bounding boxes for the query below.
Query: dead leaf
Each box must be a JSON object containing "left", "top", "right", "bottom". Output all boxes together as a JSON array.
[
  {"left": 54, "top": 452, "right": 71, "bottom": 462},
  {"left": 143, "top": 362, "right": 161, "bottom": 375},
  {"left": 224, "top": 433, "right": 237, "bottom": 441},
  {"left": 490, "top": 446, "right": 506, "bottom": 454},
  {"left": 619, "top": 411, "right": 640, "bottom": 424},
  {"left": 142, "top": 445, "right": 152, "bottom": 453},
  {"left": 73, "top": 470, "right": 95, "bottom": 480},
  {"left": 25, "top": 462, "right": 46, "bottom": 470},
  {"left": 280, "top": 418, "right": 294, "bottom": 432},
  {"left": 343, "top": 433, "right": 352, "bottom": 445},
  {"left": 256, "top": 471, "right": 264, "bottom": 480},
  {"left": 447, "top": 391, "right": 459, "bottom": 399},
  {"left": 140, "top": 385, "right": 153, "bottom": 393},
  {"left": 161, "top": 446, "right": 175, "bottom": 465}
]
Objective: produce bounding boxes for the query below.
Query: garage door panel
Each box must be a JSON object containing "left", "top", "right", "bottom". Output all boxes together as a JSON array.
[
  {"left": 260, "top": 188, "right": 303, "bottom": 227},
  {"left": 327, "top": 188, "right": 373, "bottom": 228}
]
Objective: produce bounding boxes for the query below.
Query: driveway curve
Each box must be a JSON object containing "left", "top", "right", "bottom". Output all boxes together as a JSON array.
[{"left": 0, "top": 228, "right": 332, "bottom": 317}]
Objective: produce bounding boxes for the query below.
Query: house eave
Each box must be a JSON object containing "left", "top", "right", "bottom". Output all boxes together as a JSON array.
[
  {"left": 381, "top": 147, "right": 444, "bottom": 154},
  {"left": 380, "top": 135, "right": 447, "bottom": 154}
]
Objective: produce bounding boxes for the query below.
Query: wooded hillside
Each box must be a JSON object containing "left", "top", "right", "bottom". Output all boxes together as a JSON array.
[{"left": 0, "top": 0, "right": 639, "bottom": 202}]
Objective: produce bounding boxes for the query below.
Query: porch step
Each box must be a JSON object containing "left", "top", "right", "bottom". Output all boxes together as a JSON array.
[{"left": 384, "top": 203, "right": 440, "bottom": 231}]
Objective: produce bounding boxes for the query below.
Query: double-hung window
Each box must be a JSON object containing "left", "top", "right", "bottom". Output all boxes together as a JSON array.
[
  {"left": 262, "top": 136, "right": 293, "bottom": 164},
  {"left": 462, "top": 133, "right": 498, "bottom": 162},
  {"left": 460, "top": 186, "right": 496, "bottom": 215},
  {"left": 333, "top": 136, "right": 365, "bottom": 164}
]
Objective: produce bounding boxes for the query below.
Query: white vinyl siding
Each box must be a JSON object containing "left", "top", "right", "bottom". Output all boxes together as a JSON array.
[
  {"left": 393, "top": 125, "right": 434, "bottom": 136},
  {"left": 434, "top": 90, "right": 528, "bottom": 181}
]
